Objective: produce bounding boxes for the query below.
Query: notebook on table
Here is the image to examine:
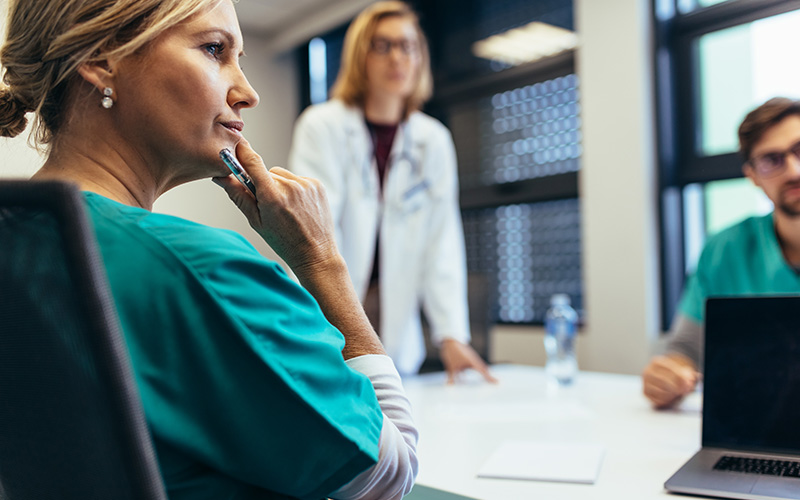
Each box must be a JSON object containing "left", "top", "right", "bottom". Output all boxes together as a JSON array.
[{"left": 664, "top": 296, "right": 800, "bottom": 499}]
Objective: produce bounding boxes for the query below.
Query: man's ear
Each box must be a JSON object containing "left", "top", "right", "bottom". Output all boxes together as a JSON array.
[
  {"left": 743, "top": 164, "right": 760, "bottom": 188},
  {"left": 76, "top": 59, "right": 117, "bottom": 94}
]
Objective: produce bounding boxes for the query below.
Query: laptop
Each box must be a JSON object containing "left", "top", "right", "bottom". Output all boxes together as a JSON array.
[{"left": 665, "top": 296, "right": 800, "bottom": 499}]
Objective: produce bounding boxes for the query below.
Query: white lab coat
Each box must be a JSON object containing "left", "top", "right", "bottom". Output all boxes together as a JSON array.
[{"left": 288, "top": 99, "right": 470, "bottom": 375}]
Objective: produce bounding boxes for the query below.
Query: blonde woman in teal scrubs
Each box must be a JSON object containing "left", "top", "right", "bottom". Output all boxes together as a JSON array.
[{"left": 0, "top": 0, "right": 417, "bottom": 498}]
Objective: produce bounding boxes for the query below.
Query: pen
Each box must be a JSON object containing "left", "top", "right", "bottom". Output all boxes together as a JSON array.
[{"left": 219, "top": 148, "right": 256, "bottom": 195}]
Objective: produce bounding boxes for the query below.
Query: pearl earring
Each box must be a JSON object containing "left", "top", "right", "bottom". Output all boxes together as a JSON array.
[{"left": 101, "top": 87, "right": 113, "bottom": 109}]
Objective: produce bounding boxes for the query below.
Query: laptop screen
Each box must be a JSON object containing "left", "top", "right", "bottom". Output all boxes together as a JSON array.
[{"left": 702, "top": 296, "right": 800, "bottom": 455}]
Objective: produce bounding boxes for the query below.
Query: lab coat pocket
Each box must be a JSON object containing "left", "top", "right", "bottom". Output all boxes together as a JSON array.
[{"left": 397, "top": 179, "right": 431, "bottom": 215}]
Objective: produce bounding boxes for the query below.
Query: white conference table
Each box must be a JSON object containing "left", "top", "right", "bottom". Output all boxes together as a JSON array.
[{"left": 402, "top": 364, "right": 704, "bottom": 500}]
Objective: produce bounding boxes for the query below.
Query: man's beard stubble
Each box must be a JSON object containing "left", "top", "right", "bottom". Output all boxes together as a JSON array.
[{"left": 777, "top": 180, "right": 800, "bottom": 217}]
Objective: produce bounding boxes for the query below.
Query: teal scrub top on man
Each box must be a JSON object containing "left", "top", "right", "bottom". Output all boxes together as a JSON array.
[
  {"left": 84, "top": 192, "right": 383, "bottom": 500},
  {"left": 679, "top": 213, "right": 800, "bottom": 323}
]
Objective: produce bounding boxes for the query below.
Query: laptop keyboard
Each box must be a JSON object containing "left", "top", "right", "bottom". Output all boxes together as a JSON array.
[{"left": 714, "top": 456, "right": 800, "bottom": 477}]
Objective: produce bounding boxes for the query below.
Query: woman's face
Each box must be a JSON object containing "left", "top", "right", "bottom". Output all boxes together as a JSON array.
[
  {"left": 364, "top": 16, "right": 422, "bottom": 102},
  {"left": 112, "top": 0, "right": 259, "bottom": 182}
]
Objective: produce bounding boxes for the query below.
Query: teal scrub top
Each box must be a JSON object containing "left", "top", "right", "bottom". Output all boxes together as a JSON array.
[
  {"left": 678, "top": 213, "right": 800, "bottom": 323},
  {"left": 83, "top": 192, "right": 382, "bottom": 500}
]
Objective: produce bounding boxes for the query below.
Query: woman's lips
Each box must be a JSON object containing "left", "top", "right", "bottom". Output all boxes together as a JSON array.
[{"left": 220, "top": 121, "right": 244, "bottom": 135}]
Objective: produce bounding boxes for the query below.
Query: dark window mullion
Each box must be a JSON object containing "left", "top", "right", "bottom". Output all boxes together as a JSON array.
[
  {"left": 679, "top": 153, "right": 743, "bottom": 185},
  {"left": 660, "top": 187, "right": 686, "bottom": 330},
  {"left": 460, "top": 172, "right": 578, "bottom": 211},
  {"left": 674, "top": 0, "right": 800, "bottom": 36}
]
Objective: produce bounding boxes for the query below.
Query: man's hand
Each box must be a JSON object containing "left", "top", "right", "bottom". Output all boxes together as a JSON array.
[
  {"left": 642, "top": 354, "right": 699, "bottom": 409},
  {"left": 439, "top": 339, "right": 498, "bottom": 384}
]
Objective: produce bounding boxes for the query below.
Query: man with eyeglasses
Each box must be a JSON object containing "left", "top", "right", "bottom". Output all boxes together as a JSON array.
[{"left": 643, "top": 97, "right": 800, "bottom": 409}]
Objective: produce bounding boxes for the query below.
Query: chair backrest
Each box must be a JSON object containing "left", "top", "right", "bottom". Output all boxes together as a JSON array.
[{"left": 0, "top": 180, "right": 167, "bottom": 500}]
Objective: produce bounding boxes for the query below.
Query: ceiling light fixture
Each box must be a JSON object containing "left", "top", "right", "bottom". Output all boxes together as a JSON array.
[{"left": 472, "top": 22, "right": 578, "bottom": 68}]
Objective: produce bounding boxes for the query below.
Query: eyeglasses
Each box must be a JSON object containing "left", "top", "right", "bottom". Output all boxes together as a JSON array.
[
  {"left": 748, "top": 141, "right": 800, "bottom": 178},
  {"left": 370, "top": 37, "right": 419, "bottom": 56}
]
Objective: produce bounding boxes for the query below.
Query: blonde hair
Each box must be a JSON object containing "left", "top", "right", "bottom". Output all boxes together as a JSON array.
[
  {"left": 0, "top": 0, "right": 218, "bottom": 147},
  {"left": 330, "top": 1, "right": 432, "bottom": 120}
]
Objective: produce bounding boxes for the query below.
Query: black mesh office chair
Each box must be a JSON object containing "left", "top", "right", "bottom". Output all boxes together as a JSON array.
[{"left": 0, "top": 180, "right": 167, "bottom": 499}]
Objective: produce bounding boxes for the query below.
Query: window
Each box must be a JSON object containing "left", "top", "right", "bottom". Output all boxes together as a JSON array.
[
  {"left": 696, "top": 9, "right": 800, "bottom": 157},
  {"left": 459, "top": 74, "right": 582, "bottom": 323},
  {"left": 307, "top": 38, "right": 327, "bottom": 105},
  {"left": 464, "top": 198, "right": 581, "bottom": 323},
  {"left": 681, "top": 178, "right": 772, "bottom": 275},
  {"left": 297, "top": 25, "right": 346, "bottom": 110},
  {"left": 482, "top": 76, "right": 581, "bottom": 186},
  {"left": 703, "top": 178, "right": 772, "bottom": 236},
  {"left": 678, "top": 0, "right": 734, "bottom": 14},
  {"left": 656, "top": 0, "right": 800, "bottom": 327}
]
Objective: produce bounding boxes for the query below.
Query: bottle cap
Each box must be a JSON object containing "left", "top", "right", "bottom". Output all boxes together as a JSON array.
[{"left": 550, "top": 293, "right": 570, "bottom": 306}]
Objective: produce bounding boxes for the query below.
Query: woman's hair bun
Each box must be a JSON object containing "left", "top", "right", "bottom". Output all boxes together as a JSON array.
[{"left": 0, "top": 87, "right": 29, "bottom": 138}]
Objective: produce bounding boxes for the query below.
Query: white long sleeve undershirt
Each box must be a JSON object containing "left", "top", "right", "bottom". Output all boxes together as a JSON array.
[{"left": 331, "top": 355, "right": 419, "bottom": 500}]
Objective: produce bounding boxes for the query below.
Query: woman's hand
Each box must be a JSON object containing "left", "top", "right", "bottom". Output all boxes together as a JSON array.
[
  {"left": 214, "top": 138, "right": 385, "bottom": 359},
  {"left": 213, "top": 137, "right": 339, "bottom": 278},
  {"left": 439, "top": 339, "right": 498, "bottom": 384}
]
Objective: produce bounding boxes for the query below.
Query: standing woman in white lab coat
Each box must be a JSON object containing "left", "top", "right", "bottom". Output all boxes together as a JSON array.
[{"left": 289, "top": 1, "right": 495, "bottom": 382}]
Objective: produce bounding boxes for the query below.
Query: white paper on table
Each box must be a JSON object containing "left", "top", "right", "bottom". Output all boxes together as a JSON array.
[{"left": 477, "top": 441, "right": 606, "bottom": 484}]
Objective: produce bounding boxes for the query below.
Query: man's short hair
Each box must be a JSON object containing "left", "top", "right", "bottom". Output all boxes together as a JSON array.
[{"left": 738, "top": 97, "right": 800, "bottom": 161}]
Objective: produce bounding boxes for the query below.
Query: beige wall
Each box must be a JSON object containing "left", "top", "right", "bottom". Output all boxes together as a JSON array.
[
  {"left": 0, "top": 0, "right": 47, "bottom": 178},
  {"left": 0, "top": 128, "right": 44, "bottom": 178}
]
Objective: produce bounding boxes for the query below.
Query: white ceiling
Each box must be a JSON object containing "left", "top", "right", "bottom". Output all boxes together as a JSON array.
[
  {"left": 234, "top": 0, "right": 376, "bottom": 53},
  {"left": 235, "top": 0, "right": 328, "bottom": 34}
]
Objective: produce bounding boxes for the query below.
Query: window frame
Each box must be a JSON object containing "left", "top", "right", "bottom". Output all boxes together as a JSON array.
[
  {"left": 429, "top": 50, "right": 579, "bottom": 211},
  {"left": 431, "top": 53, "right": 582, "bottom": 326},
  {"left": 655, "top": 0, "right": 800, "bottom": 329}
]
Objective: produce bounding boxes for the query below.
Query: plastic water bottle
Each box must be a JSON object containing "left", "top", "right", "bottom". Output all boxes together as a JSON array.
[{"left": 544, "top": 293, "right": 578, "bottom": 385}]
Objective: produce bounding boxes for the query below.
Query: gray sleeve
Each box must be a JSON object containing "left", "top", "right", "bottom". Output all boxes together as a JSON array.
[{"left": 664, "top": 313, "right": 704, "bottom": 371}]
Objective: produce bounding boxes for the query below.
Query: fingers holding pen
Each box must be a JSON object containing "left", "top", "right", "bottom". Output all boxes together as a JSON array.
[
  {"left": 233, "top": 138, "right": 318, "bottom": 204},
  {"left": 217, "top": 137, "right": 340, "bottom": 272},
  {"left": 212, "top": 138, "right": 267, "bottom": 220},
  {"left": 234, "top": 137, "right": 269, "bottom": 185},
  {"left": 215, "top": 138, "right": 292, "bottom": 224}
]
